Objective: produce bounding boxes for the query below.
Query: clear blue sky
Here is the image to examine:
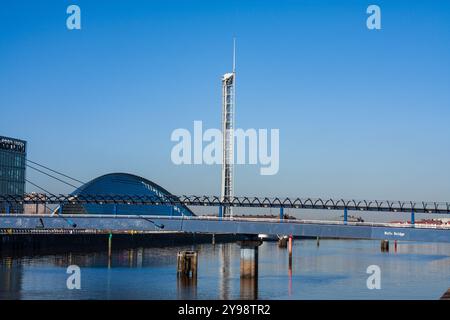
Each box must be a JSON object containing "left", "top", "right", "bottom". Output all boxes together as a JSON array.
[{"left": 1, "top": 0, "right": 449, "bottom": 201}]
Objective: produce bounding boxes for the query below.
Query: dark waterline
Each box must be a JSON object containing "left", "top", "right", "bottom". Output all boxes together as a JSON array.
[{"left": 1, "top": 239, "right": 449, "bottom": 300}]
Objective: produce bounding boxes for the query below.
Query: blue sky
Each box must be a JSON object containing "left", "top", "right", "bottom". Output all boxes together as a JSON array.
[{"left": 1, "top": 0, "right": 449, "bottom": 201}]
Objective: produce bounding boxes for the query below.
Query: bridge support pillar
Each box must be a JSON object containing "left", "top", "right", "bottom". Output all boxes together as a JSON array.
[
  {"left": 238, "top": 240, "right": 262, "bottom": 278},
  {"left": 411, "top": 210, "right": 415, "bottom": 226},
  {"left": 280, "top": 207, "right": 284, "bottom": 221},
  {"left": 238, "top": 239, "right": 262, "bottom": 299},
  {"left": 177, "top": 250, "right": 198, "bottom": 278},
  {"left": 219, "top": 206, "right": 223, "bottom": 219},
  {"left": 381, "top": 240, "right": 389, "bottom": 252},
  {"left": 6, "top": 204, "right": 10, "bottom": 214}
]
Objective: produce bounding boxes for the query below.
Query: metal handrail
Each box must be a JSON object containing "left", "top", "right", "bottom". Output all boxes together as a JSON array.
[{"left": 0, "top": 193, "right": 449, "bottom": 214}]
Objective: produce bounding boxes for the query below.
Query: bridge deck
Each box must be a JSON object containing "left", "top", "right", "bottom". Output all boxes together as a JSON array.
[{"left": 1, "top": 214, "right": 449, "bottom": 243}]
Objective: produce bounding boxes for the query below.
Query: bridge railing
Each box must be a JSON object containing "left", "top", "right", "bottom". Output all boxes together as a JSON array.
[{"left": 0, "top": 194, "right": 449, "bottom": 214}]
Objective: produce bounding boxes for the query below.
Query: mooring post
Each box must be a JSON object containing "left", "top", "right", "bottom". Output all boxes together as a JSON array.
[
  {"left": 278, "top": 236, "right": 288, "bottom": 248},
  {"left": 344, "top": 207, "right": 348, "bottom": 225},
  {"left": 177, "top": 251, "right": 198, "bottom": 278},
  {"left": 280, "top": 207, "right": 284, "bottom": 221},
  {"left": 381, "top": 240, "right": 389, "bottom": 252},
  {"left": 176, "top": 251, "right": 198, "bottom": 299},
  {"left": 108, "top": 233, "right": 112, "bottom": 257},
  {"left": 288, "top": 235, "right": 293, "bottom": 258},
  {"left": 411, "top": 209, "right": 415, "bottom": 226}
]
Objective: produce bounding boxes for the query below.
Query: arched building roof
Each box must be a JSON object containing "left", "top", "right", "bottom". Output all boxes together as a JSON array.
[{"left": 66, "top": 173, "right": 194, "bottom": 216}]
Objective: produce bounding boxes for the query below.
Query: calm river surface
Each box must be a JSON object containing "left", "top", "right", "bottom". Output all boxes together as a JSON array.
[{"left": 1, "top": 239, "right": 449, "bottom": 299}]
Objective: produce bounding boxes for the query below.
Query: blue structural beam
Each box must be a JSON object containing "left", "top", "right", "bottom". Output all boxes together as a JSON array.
[
  {"left": 280, "top": 207, "right": 284, "bottom": 220},
  {"left": 1, "top": 214, "right": 450, "bottom": 243},
  {"left": 411, "top": 209, "right": 415, "bottom": 226},
  {"left": 344, "top": 207, "right": 348, "bottom": 225}
]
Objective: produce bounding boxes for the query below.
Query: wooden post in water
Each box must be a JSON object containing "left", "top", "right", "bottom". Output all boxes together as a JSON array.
[
  {"left": 177, "top": 251, "right": 198, "bottom": 299},
  {"left": 381, "top": 240, "right": 389, "bottom": 252},
  {"left": 177, "top": 251, "right": 198, "bottom": 278},
  {"left": 278, "top": 236, "right": 287, "bottom": 248}
]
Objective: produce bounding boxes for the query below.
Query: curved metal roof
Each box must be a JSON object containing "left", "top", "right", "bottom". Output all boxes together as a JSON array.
[{"left": 70, "top": 173, "right": 195, "bottom": 216}]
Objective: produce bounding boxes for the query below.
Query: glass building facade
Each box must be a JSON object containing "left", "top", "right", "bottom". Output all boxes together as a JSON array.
[{"left": 0, "top": 136, "right": 26, "bottom": 213}]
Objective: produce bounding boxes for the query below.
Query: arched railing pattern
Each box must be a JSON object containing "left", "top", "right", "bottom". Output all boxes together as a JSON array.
[{"left": 0, "top": 194, "right": 448, "bottom": 214}]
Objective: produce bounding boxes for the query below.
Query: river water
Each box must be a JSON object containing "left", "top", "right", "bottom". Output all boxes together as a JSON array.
[{"left": 1, "top": 239, "right": 449, "bottom": 300}]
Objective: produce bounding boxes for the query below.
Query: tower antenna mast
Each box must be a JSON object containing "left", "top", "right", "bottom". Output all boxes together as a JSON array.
[{"left": 233, "top": 37, "right": 236, "bottom": 73}]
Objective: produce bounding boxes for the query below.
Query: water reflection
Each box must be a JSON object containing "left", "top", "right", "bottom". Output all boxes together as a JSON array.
[
  {"left": 177, "top": 276, "right": 197, "bottom": 300},
  {"left": 0, "top": 257, "right": 23, "bottom": 300},
  {"left": 0, "top": 240, "right": 449, "bottom": 300},
  {"left": 288, "top": 255, "right": 293, "bottom": 297},
  {"left": 240, "top": 277, "right": 257, "bottom": 300},
  {"left": 219, "top": 243, "right": 232, "bottom": 300},
  {"left": 239, "top": 246, "right": 259, "bottom": 300}
]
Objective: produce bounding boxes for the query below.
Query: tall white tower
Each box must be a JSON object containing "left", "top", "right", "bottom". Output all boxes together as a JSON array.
[{"left": 221, "top": 40, "right": 236, "bottom": 217}]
